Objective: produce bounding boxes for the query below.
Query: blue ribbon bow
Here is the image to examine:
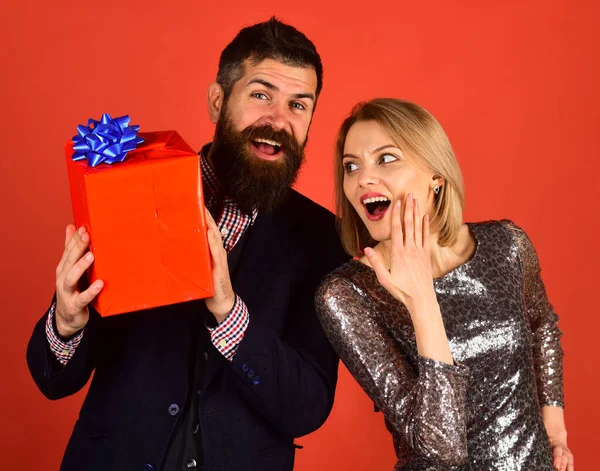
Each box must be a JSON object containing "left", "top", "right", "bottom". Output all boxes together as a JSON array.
[{"left": 72, "top": 113, "right": 144, "bottom": 167}]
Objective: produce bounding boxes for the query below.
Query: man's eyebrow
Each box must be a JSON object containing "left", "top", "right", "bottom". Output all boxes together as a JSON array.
[
  {"left": 292, "top": 92, "right": 316, "bottom": 102},
  {"left": 247, "top": 78, "right": 315, "bottom": 103},
  {"left": 247, "top": 78, "right": 279, "bottom": 91}
]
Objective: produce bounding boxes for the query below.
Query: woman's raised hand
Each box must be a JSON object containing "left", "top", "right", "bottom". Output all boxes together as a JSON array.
[{"left": 365, "top": 193, "right": 436, "bottom": 312}]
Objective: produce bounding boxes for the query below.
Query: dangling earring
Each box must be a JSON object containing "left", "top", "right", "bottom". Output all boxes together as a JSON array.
[{"left": 433, "top": 184, "right": 440, "bottom": 195}]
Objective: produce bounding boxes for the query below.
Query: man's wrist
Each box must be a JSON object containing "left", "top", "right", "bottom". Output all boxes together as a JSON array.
[
  {"left": 46, "top": 305, "right": 85, "bottom": 365},
  {"left": 55, "top": 313, "right": 80, "bottom": 339},
  {"left": 55, "top": 326, "right": 78, "bottom": 340},
  {"left": 207, "top": 295, "right": 249, "bottom": 361},
  {"left": 209, "top": 298, "right": 236, "bottom": 324},
  {"left": 54, "top": 306, "right": 87, "bottom": 339}
]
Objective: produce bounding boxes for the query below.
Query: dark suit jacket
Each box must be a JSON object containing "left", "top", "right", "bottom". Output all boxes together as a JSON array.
[{"left": 27, "top": 189, "right": 348, "bottom": 471}]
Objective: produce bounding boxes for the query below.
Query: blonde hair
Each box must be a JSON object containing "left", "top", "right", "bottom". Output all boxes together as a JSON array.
[{"left": 335, "top": 98, "right": 465, "bottom": 257}]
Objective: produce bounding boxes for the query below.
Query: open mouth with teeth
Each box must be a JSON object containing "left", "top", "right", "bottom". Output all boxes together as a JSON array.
[
  {"left": 250, "top": 138, "right": 283, "bottom": 160},
  {"left": 362, "top": 196, "right": 391, "bottom": 221}
]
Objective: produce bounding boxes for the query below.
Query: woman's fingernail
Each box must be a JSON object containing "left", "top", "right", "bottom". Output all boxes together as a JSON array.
[{"left": 364, "top": 248, "right": 373, "bottom": 256}]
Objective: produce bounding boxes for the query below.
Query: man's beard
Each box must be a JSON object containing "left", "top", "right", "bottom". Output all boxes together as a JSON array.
[{"left": 209, "top": 110, "right": 306, "bottom": 214}]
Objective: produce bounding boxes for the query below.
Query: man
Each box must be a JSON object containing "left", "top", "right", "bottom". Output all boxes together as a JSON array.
[{"left": 27, "top": 18, "right": 348, "bottom": 471}]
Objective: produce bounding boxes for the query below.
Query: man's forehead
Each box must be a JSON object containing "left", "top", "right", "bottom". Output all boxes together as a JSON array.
[{"left": 240, "top": 58, "right": 317, "bottom": 93}]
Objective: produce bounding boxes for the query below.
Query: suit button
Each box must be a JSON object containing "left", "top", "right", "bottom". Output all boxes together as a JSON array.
[
  {"left": 241, "top": 363, "right": 249, "bottom": 373},
  {"left": 142, "top": 465, "right": 155, "bottom": 471},
  {"left": 168, "top": 403, "right": 180, "bottom": 416},
  {"left": 252, "top": 376, "right": 261, "bottom": 386},
  {"left": 246, "top": 369, "right": 255, "bottom": 379},
  {"left": 186, "top": 458, "right": 197, "bottom": 468},
  {"left": 203, "top": 351, "right": 209, "bottom": 361}
]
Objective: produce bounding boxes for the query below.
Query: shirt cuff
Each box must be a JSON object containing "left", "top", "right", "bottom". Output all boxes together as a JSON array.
[
  {"left": 45, "top": 303, "right": 84, "bottom": 365},
  {"left": 206, "top": 295, "right": 249, "bottom": 361}
]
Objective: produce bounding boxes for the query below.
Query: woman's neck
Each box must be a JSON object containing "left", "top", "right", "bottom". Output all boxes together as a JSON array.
[{"left": 364, "top": 223, "right": 476, "bottom": 279}]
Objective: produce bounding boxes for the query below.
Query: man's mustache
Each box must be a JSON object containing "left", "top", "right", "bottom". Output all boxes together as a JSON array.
[{"left": 241, "top": 125, "right": 299, "bottom": 152}]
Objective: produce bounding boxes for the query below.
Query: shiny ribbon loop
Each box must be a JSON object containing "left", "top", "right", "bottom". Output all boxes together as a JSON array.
[{"left": 72, "top": 113, "right": 144, "bottom": 167}]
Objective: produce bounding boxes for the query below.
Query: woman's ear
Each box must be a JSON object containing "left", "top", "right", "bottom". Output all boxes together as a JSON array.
[
  {"left": 432, "top": 175, "right": 445, "bottom": 193},
  {"left": 207, "top": 82, "right": 224, "bottom": 124}
]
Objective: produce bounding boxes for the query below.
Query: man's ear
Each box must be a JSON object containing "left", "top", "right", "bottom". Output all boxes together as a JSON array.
[{"left": 207, "top": 82, "right": 224, "bottom": 124}]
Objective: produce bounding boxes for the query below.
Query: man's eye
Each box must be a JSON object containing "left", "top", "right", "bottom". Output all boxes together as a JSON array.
[
  {"left": 291, "top": 102, "right": 305, "bottom": 110},
  {"left": 252, "top": 93, "right": 268, "bottom": 100},
  {"left": 380, "top": 153, "right": 398, "bottom": 164},
  {"left": 344, "top": 162, "right": 359, "bottom": 173}
]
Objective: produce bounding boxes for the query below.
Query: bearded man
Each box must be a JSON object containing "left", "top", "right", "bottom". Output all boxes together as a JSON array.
[{"left": 27, "top": 18, "right": 348, "bottom": 471}]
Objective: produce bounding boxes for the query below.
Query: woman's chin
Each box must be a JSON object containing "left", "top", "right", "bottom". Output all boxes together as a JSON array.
[
  {"left": 356, "top": 213, "right": 390, "bottom": 244},
  {"left": 365, "top": 229, "right": 390, "bottom": 244}
]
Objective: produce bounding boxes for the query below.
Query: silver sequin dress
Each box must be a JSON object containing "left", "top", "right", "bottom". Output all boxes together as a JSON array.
[{"left": 316, "top": 220, "right": 564, "bottom": 470}]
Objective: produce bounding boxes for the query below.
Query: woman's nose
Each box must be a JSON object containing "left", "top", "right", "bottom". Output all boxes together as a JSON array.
[{"left": 357, "top": 166, "right": 380, "bottom": 187}]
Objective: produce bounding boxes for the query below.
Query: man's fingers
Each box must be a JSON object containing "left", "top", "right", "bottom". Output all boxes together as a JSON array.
[
  {"left": 63, "top": 251, "right": 95, "bottom": 292},
  {"left": 65, "top": 224, "right": 77, "bottom": 246},
  {"left": 206, "top": 228, "right": 219, "bottom": 259},
  {"left": 206, "top": 228, "right": 226, "bottom": 271},
  {"left": 205, "top": 224, "right": 234, "bottom": 320},
  {"left": 64, "top": 226, "right": 85, "bottom": 254},
  {"left": 204, "top": 207, "right": 219, "bottom": 231},
  {"left": 62, "top": 228, "right": 91, "bottom": 276},
  {"left": 76, "top": 280, "right": 104, "bottom": 309},
  {"left": 57, "top": 226, "right": 84, "bottom": 276}
]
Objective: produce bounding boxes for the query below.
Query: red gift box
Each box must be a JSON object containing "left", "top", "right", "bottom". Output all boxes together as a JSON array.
[{"left": 66, "top": 130, "right": 213, "bottom": 316}]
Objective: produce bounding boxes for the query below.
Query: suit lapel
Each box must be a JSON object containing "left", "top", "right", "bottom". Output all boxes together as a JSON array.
[{"left": 232, "top": 210, "right": 290, "bottom": 311}]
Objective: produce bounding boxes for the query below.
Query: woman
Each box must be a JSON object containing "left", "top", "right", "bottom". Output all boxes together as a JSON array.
[{"left": 316, "top": 99, "right": 573, "bottom": 470}]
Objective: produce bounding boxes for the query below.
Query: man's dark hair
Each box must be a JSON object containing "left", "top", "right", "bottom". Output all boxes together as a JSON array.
[{"left": 217, "top": 17, "right": 323, "bottom": 101}]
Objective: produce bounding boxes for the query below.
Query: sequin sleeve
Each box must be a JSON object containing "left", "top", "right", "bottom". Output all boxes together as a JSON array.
[
  {"left": 502, "top": 220, "right": 565, "bottom": 408},
  {"left": 316, "top": 272, "right": 469, "bottom": 466}
]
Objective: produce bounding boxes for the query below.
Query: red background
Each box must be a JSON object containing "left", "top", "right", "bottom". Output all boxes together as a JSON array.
[{"left": 1, "top": 0, "right": 598, "bottom": 468}]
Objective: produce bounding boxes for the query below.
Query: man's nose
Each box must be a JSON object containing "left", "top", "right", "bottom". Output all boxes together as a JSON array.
[{"left": 263, "top": 103, "right": 288, "bottom": 131}]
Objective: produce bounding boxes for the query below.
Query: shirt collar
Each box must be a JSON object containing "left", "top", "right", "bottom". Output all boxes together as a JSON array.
[{"left": 199, "top": 143, "right": 220, "bottom": 205}]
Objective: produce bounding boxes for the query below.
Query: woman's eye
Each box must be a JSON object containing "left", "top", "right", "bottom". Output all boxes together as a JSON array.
[
  {"left": 252, "top": 92, "right": 268, "bottom": 100},
  {"left": 344, "top": 162, "right": 359, "bottom": 173},
  {"left": 380, "top": 153, "right": 398, "bottom": 164}
]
